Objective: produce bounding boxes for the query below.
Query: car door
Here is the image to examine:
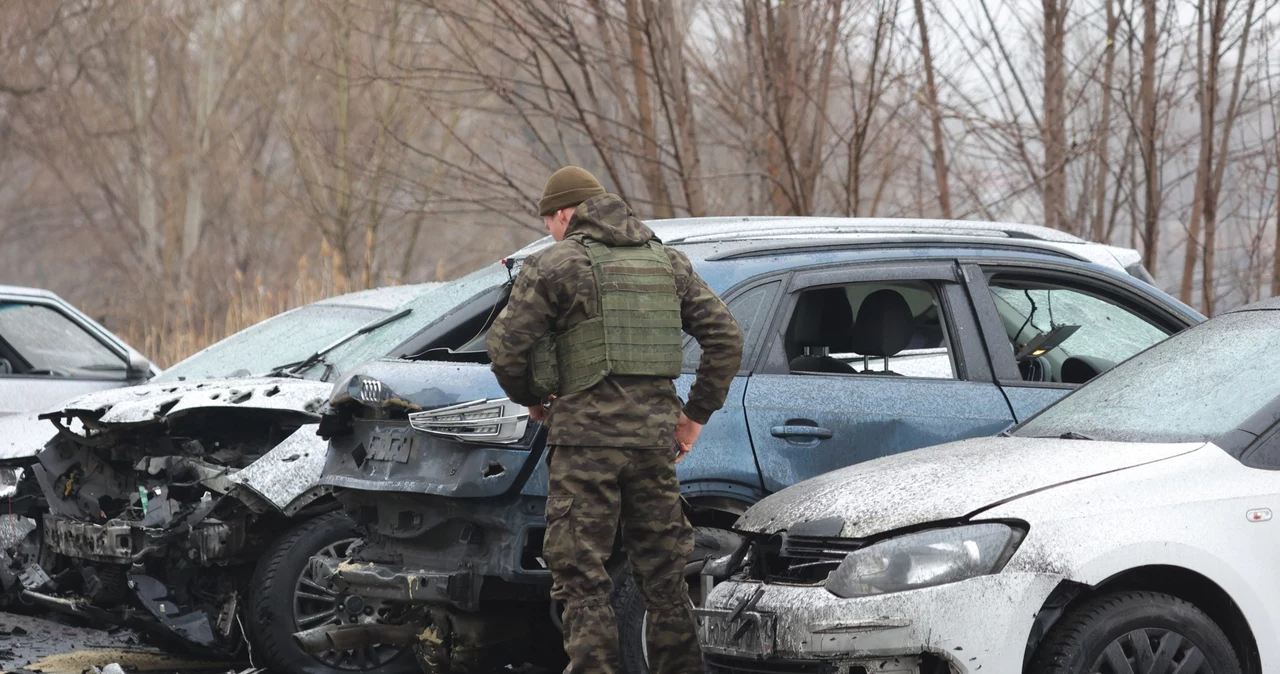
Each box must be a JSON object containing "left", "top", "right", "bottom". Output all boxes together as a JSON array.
[
  {"left": 675, "top": 278, "right": 784, "bottom": 503},
  {"left": 961, "top": 262, "right": 1195, "bottom": 422},
  {"left": 0, "top": 298, "right": 134, "bottom": 414},
  {"left": 743, "top": 261, "right": 1016, "bottom": 492}
]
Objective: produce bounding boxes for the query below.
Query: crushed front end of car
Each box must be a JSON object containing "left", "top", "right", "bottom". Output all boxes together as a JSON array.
[
  {"left": 9, "top": 379, "right": 340, "bottom": 657},
  {"left": 303, "top": 360, "right": 568, "bottom": 672}
]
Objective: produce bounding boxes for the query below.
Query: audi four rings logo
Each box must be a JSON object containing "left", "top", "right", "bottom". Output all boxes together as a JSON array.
[{"left": 359, "top": 379, "right": 384, "bottom": 402}]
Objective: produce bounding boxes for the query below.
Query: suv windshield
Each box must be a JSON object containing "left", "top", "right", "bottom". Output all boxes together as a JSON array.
[
  {"left": 1013, "top": 310, "right": 1280, "bottom": 443},
  {"left": 154, "top": 266, "right": 508, "bottom": 383}
]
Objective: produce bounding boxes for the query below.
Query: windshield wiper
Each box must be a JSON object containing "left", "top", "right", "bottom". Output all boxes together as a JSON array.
[
  {"left": 268, "top": 307, "right": 412, "bottom": 382},
  {"left": 1055, "top": 431, "right": 1096, "bottom": 440}
]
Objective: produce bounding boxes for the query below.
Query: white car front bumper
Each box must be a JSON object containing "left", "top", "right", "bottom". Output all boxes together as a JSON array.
[{"left": 699, "top": 572, "right": 1061, "bottom": 673}]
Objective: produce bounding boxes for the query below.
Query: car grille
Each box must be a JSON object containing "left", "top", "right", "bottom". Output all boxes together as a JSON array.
[
  {"left": 706, "top": 656, "right": 866, "bottom": 674},
  {"left": 755, "top": 534, "right": 862, "bottom": 584}
]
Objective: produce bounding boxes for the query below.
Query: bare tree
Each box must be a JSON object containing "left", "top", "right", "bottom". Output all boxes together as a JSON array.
[
  {"left": 1137, "top": 0, "right": 1161, "bottom": 275},
  {"left": 913, "top": 0, "right": 951, "bottom": 218}
]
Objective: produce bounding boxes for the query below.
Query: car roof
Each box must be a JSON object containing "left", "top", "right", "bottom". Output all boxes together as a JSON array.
[
  {"left": 0, "top": 284, "right": 61, "bottom": 300},
  {"left": 312, "top": 282, "right": 442, "bottom": 311},
  {"left": 509, "top": 217, "right": 1141, "bottom": 275}
]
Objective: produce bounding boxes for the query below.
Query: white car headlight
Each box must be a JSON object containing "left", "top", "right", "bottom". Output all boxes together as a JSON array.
[{"left": 824, "top": 523, "right": 1024, "bottom": 598}]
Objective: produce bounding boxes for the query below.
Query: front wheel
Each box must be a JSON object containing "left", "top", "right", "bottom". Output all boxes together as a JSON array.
[
  {"left": 1029, "top": 590, "right": 1240, "bottom": 674},
  {"left": 614, "top": 526, "right": 743, "bottom": 674},
  {"left": 247, "top": 512, "right": 416, "bottom": 674}
]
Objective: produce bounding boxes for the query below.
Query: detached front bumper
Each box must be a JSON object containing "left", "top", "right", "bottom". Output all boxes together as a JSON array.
[{"left": 700, "top": 572, "right": 1059, "bottom": 673}]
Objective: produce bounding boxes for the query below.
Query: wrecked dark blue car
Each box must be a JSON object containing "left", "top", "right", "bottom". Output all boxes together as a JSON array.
[{"left": 305, "top": 218, "right": 1203, "bottom": 674}]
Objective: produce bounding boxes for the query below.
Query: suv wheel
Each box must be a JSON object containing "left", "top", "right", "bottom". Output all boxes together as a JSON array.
[
  {"left": 248, "top": 512, "right": 415, "bottom": 674},
  {"left": 613, "top": 526, "right": 744, "bottom": 674},
  {"left": 1030, "top": 591, "right": 1240, "bottom": 674}
]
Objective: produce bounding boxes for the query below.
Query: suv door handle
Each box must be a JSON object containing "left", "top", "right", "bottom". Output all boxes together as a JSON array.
[{"left": 770, "top": 425, "right": 834, "bottom": 440}]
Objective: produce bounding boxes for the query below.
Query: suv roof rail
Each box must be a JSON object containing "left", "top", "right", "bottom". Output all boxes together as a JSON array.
[{"left": 654, "top": 217, "right": 1086, "bottom": 246}]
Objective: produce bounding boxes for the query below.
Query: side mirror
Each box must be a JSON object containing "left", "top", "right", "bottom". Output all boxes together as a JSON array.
[{"left": 125, "top": 351, "right": 153, "bottom": 381}]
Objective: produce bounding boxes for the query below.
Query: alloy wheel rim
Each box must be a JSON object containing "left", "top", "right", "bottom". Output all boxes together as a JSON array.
[
  {"left": 293, "top": 537, "right": 406, "bottom": 670},
  {"left": 1090, "top": 628, "right": 1209, "bottom": 674}
]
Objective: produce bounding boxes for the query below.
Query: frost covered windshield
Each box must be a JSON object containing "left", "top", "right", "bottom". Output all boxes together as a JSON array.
[
  {"left": 154, "top": 266, "right": 508, "bottom": 382},
  {"left": 1013, "top": 310, "right": 1280, "bottom": 443}
]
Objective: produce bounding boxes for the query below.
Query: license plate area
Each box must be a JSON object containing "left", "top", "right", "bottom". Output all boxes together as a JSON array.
[
  {"left": 696, "top": 607, "right": 777, "bottom": 658},
  {"left": 366, "top": 426, "right": 419, "bottom": 463}
]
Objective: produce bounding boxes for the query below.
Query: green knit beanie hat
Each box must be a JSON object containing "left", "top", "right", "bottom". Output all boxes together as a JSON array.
[{"left": 538, "top": 166, "right": 606, "bottom": 216}]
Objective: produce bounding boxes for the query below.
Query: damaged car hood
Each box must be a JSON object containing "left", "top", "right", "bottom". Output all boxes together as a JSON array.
[
  {"left": 46, "top": 377, "right": 333, "bottom": 513},
  {"left": 735, "top": 436, "right": 1204, "bottom": 538},
  {"left": 49, "top": 377, "right": 330, "bottom": 424}
]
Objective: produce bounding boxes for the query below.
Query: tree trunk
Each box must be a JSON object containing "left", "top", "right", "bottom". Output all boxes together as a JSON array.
[
  {"left": 914, "top": 0, "right": 951, "bottom": 219},
  {"left": 1138, "top": 0, "right": 1160, "bottom": 277},
  {"left": 1042, "top": 0, "right": 1068, "bottom": 230},
  {"left": 1200, "top": 0, "right": 1229, "bottom": 316},
  {"left": 1202, "top": 0, "right": 1258, "bottom": 314},
  {"left": 181, "top": 10, "right": 216, "bottom": 285},
  {"left": 129, "top": 13, "right": 161, "bottom": 279},
  {"left": 1181, "top": 0, "right": 1209, "bottom": 306},
  {"left": 624, "top": 0, "right": 674, "bottom": 218},
  {"left": 1091, "top": 0, "right": 1120, "bottom": 242},
  {"left": 645, "top": 0, "right": 705, "bottom": 216}
]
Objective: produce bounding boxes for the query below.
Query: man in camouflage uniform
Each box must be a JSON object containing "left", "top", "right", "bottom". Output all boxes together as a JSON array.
[{"left": 486, "top": 166, "right": 744, "bottom": 674}]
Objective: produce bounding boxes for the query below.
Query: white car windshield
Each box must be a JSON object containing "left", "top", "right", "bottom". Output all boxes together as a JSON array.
[
  {"left": 1014, "top": 310, "right": 1280, "bottom": 443},
  {"left": 154, "top": 265, "right": 509, "bottom": 383}
]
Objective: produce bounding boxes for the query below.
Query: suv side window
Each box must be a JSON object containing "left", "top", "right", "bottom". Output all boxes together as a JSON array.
[
  {"left": 781, "top": 281, "right": 955, "bottom": 379},
  {"left": 987, "top": 278, "right": 1171, "bottom": 384},
  {"left": 683, "top": 280, "right": 779, "bottom": 372},
  {"left": 0, "top": 302, "right": 127, "bottom": 379}
]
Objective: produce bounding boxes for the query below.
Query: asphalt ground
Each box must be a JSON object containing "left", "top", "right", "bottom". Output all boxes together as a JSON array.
[{"left": 0, "top": 612, "right": 246, "bottom": 674}]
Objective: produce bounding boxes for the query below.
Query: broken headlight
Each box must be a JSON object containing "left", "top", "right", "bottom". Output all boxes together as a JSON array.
[
  {"left": 824, "top": 523, "right": 1025, "bottom": 598},
  {"left": 407, "top": 398, "right": 528, "bottom": 444}
]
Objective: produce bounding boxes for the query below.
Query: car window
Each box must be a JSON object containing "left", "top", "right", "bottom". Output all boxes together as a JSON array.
[
  {"left": 781, "top": 281, "right": 955, "bottom": 379},
  {"left": 988, "top": 279, "right": 1170, "bottom": 385},
  {"left": 683, "top": 280, "right": 779, "bottom": 372},
  {"left": 1013, "top": 310, "right": 1280, "bottom": 444},
  {"left": 0, "top": 302, "right": 126, "bottom": 379}
]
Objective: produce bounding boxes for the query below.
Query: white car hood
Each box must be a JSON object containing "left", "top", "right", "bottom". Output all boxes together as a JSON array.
[
  {"left": 735, "top": 436, "right": 1204, "bottom": 538},
  {"left": 49, "top": 377, "right": 330, "bottom": 424}
]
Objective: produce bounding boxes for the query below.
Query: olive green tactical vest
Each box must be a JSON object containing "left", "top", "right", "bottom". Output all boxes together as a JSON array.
[{"left": 529, "top": 236, "right": 683, "bottom": 397}]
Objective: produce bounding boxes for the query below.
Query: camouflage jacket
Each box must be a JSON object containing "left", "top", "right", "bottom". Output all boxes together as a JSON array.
[{"left": 486, "top": 194, "right": 744, "bottom": 449}]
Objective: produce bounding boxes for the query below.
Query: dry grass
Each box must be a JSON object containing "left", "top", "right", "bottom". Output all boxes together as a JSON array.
[{"left": 123, "top": 242, "right": 355, "bottom": 368}]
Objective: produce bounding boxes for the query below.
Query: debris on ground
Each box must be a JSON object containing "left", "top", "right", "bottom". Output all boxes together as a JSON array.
[{"left": 0, "top": 611, "right": 239, "bottom": 674}]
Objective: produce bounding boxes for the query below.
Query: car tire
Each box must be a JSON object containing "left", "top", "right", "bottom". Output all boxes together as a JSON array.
[
  {"left": 1030, "top": 590, "right": 1240, "bottom": 674},
  {"left": 614, "top": 526, "right": 744, "bottom": 674},
  {"left": 247, "top": 512, "right": 415, "bottom": 674}
]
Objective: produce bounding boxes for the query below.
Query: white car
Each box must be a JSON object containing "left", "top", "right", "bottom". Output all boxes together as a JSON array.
[{"left": 698, "top": 297, "right": 1280, "bottom": 674}]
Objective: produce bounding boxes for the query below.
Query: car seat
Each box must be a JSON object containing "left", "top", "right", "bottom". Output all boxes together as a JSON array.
[
  {"left": 788, "top": 288, "right": 856, "bottom": 374},
  {"left": 0, "top": 358, "right": 10, "bottom": 375},
  {"left": 850, "top": 289, "right": 913, "bottom": 375}
]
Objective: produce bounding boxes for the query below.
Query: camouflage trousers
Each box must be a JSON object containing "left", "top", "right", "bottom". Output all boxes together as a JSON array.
[{"left": 545, "top": 446, "right": 702, "bottom": 674}]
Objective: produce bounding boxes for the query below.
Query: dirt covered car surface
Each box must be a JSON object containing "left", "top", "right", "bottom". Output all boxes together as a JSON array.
[{"left": 1, "top": 283, "right": 454, "bottom": 674}]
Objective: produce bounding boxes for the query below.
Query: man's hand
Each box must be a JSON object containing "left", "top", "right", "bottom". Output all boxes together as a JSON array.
[
  {"left": 528, "top": 395, "right": 556, "bottom": 423},
  {"left": 674, "top": 413, "right": 703, "bottom": 464}
]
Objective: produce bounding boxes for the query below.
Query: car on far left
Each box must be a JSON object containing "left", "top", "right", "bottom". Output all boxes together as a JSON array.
[
  {"left": 0, "top": 281, "right": 447, "bottom": 674},
  {"left": 0, "top": 284, "right": 156, "bottom": 417}
]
